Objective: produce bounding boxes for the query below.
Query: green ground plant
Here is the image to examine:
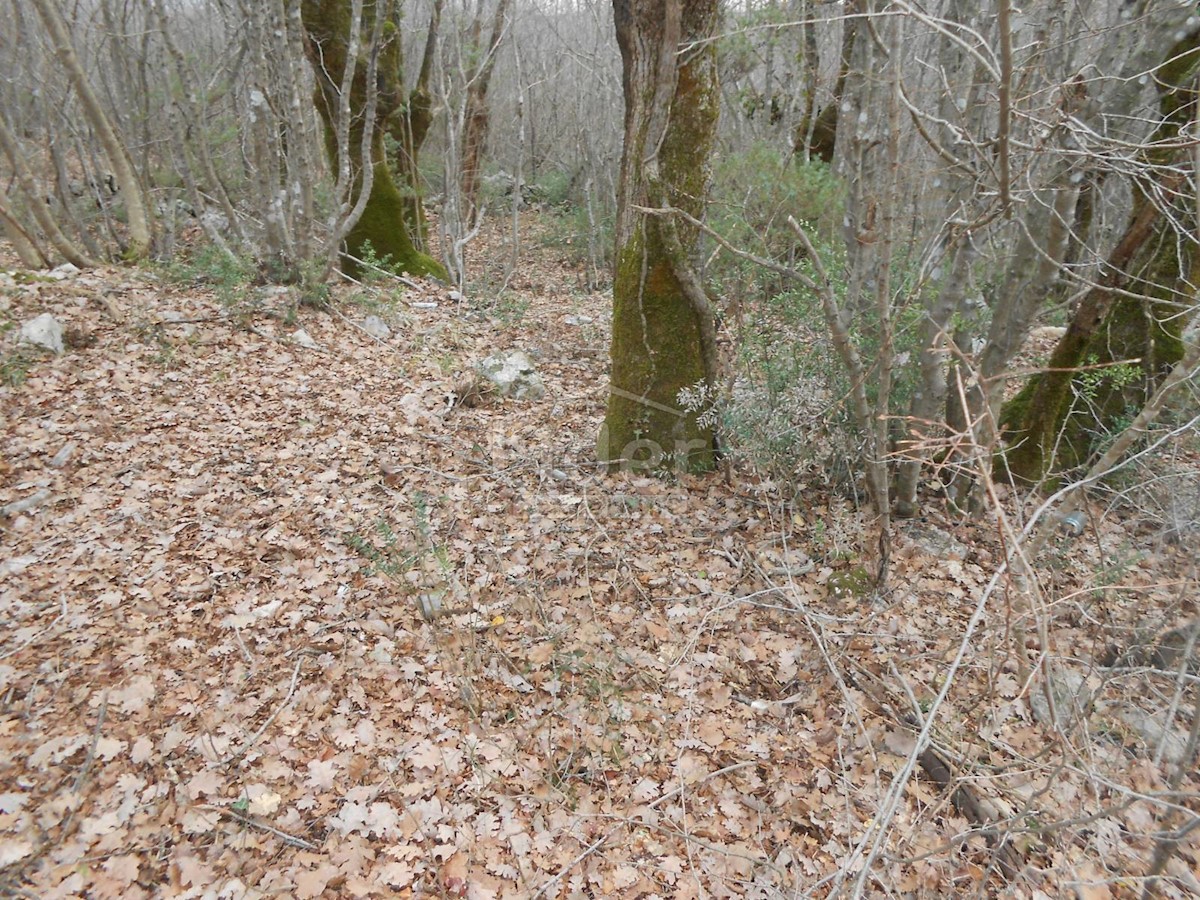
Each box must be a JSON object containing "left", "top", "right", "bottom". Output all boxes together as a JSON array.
[
  {"left": 160, "top": 245, "right": 254, "bottom": 309},
  {"left": 344, "top": 518, "right": 420, "bottom": 582},
  {"left": 0, "top": 314, "right": 39, "bottom": 387},
  {"left": 1, "top": 345, "right": 39, "bottom": 388}
]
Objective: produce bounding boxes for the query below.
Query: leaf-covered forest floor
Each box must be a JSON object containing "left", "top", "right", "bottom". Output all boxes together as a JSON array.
[{"left": 1, "top": 216, "right": 1198, "bottom": 899}]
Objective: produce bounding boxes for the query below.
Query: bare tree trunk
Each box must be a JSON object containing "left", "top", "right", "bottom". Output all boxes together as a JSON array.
[
  {"left": 460, "top": 0, "right": 514, "bottom": 218},
  {"left": 894, "top": 0, "right": 990, "bottom": 517},
  {"left": 829, "top": 0, "right": 902, "bottom": 578},
  {"left": 390, "top": 0, "right": 443, "bottom": 246},
  {"left": 0, "top": 115, "right": 97, "bottom": 268},
  {"left": 245, "top": 0, "right": 292, "bottom": 272},
  {"left": 281, "top": 0, "right": 317, "bottom": 264},
  {"left": 150, "top": 0, "right": 248, "bottom": 249},
  {"left": 28, "top": 0, "right": 153, "bottom": 260}
]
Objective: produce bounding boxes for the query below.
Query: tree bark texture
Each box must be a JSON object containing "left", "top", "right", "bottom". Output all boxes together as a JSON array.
[
  {"left": 460, "top": 0, "right": 513, "bottom": 218},
  {"left": 28, "top": 0, "right": 153, "bottom": 260},
  {"left": 301, "top": 0, "right": 447, "bottom": 280},
  {"left": 387, "top": 0, "right": 442, "bottom": 245},
  {"left": 998, "top": 28, "right": 1200, "bottom": 484},
  {"left": 598, "top": 0, "right": 720, "bottom": 472}
]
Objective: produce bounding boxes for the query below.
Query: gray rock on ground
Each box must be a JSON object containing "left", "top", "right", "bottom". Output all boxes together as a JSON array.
[
  {"left": 362, "top": 315, "right": 391, "bottom": 340},
  {"left": 474, "top": 350, "right": 545, "bottom": 401},
  {"left": 19, "top": 313, "right": 64, "bottom": 354},
  {"left": 290, "top": 329, "right": 319, "bottom": 350}
]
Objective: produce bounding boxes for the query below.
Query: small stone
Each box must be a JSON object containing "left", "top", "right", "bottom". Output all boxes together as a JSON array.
[
  {"left": 290, "top": 329, "right": 319, "bottom": 350},
  {"left": 1107, "top": 705, "right": 1190, "bottom": 764},
  {"left": 1030, "top": 668, "right": 1093, "bottom": 731},
  {"left": 361, "top": 315, "right": 391, "bottom": 340},
  {"left": 417, "top": 590, "right": 445, "bottom": 621},
  {"left": 49, "top": 263, "right": 80, "bottom": 280},
  {"left": 902, "top": 523, "right": 968, "bottom": 561},
  {"left": 1, "top": 490, "right": 52, "bottom": 518},
  {"left": 49, "top": 442, "right": 77, "bottom": 469},
  {"left": 448, "top": 290, "right": 464, "bottom": 303},
  {"left": 19, "top": 313, "right": 64, "bottom": 354},
  {"left": 563, "top": 314, "right": 593, "bottom": 326}
]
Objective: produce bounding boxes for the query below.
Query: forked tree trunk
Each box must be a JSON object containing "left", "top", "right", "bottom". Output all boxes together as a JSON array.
[
  {"left": 792, "top": 0, "right": 859, "bottom": 164},
  {"left": 0, "top": 116, "right": 97, "bottom": 269},
  {"left": 598, "top": 0, "right": 720, "bottom": 472},
  {"left": 301, "top": 0, "right": 447, "bottom": 280},
  {"left": 0, "top": 185, "right": 50, "bottom": 268}
]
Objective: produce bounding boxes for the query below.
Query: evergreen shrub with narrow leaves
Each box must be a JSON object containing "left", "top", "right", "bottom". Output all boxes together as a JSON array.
[{"left": 696, "top": 146, "right": 852, "bottom": 483}]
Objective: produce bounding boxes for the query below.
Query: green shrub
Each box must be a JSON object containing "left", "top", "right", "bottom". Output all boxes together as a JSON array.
[
  {"left": 0, "top": 318, "right": 39, "bottom": 387},
  {"left": 702, "top": 137, "right": 942, "bottom": 490},
  {"left": 159, "top": 245, "right": 254, "bottom": 308},
  {"left": 707, "top": 142, "right": 843, "bottom": 299},
  {"left": 717, "top": 286, "right": 852, "bottom": 483},
  {"left": 527, "top": 169, "right": 573, "bottom": 207},
  {"left": 536, "top": 202, "right": 615, "bottom": 276}
]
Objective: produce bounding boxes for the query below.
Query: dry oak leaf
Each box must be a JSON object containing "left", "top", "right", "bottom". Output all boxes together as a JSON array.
[
  {"left": 376, "top": 859, "right": 415, "bottom": 888},
  {"left": 186, "top": 768, "right": 225, "bottom": 800},
  {"left": 294, "top": 863, "right": 340, "bottom": 899},
  {"left": 0, "top": 838, "right": 34, "bottom": 866},
  {"left": 28, "top": 734, "right": 88, "bottom": 769},
  {"left": 306, "top": 757, "right": 338, "bottom": 790},
  {"left": 175, "top": 854, "right": 215, "bottom": 888},
  {"left": 130, "top": 735, "right": 154, "bottom": 764},
  {"left": 112, "top": 676, "right": 156, "bottom": 714},
  {"left": 248, "top": 790, "right": 282, "bottom": 817},
  {"left": 102, "top": 854, "right": 140, "bottom": 886}
]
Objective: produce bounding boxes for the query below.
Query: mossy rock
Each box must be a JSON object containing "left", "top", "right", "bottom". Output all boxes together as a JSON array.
[{"left": 827, "top": 565, "right": 874, "bottom": 599}]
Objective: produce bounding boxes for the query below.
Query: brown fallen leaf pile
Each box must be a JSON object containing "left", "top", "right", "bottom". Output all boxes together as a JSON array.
[{"left": 1, "top": 219, "right": 1198, "bottom": 898}]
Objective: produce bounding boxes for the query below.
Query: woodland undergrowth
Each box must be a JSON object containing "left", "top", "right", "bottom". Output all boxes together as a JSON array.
[{"left": 0, "top": 215, "right": 1197, "bottom": 899}]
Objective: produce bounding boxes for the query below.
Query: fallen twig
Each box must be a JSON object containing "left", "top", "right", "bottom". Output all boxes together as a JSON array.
[
  {"left": 197, "top": 804, "right": 320, "bottom": 850},
  {"left": 220, "top": 657, "right": 304, "bottom": 767},
  {"left": 531, "top": 760, "right": 756, "bottom": 898}
]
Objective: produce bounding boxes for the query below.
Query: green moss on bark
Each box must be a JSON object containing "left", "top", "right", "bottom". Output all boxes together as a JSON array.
[
  {"left": 1000, "top": 226, "right": 1188, "bottom": 483},
  {"left": 599, "top": 0, "right": 720, "bottom": 473},
  {"left": 302, "top": 0, "right": 446, "bottom": 281},
  {"left": 997, "top": 30, "right": 1198, "bottom": 484},
  {"left": 601, "top": 227, "right": 714, "bottom": 470}
]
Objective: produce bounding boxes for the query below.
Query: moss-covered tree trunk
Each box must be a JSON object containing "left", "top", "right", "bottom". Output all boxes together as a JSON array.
[
  {"left": 387, "top": 0, "right": 441, "bottom": 245},
  {"left": 301, "top": 0, "right": 446, "bottom": 280},
  {"left": 598, "top": 0, "right": 720, "bottom": 473},
  {"left": 998, "top": 32, "right": 1199, "bottom": 484}
]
